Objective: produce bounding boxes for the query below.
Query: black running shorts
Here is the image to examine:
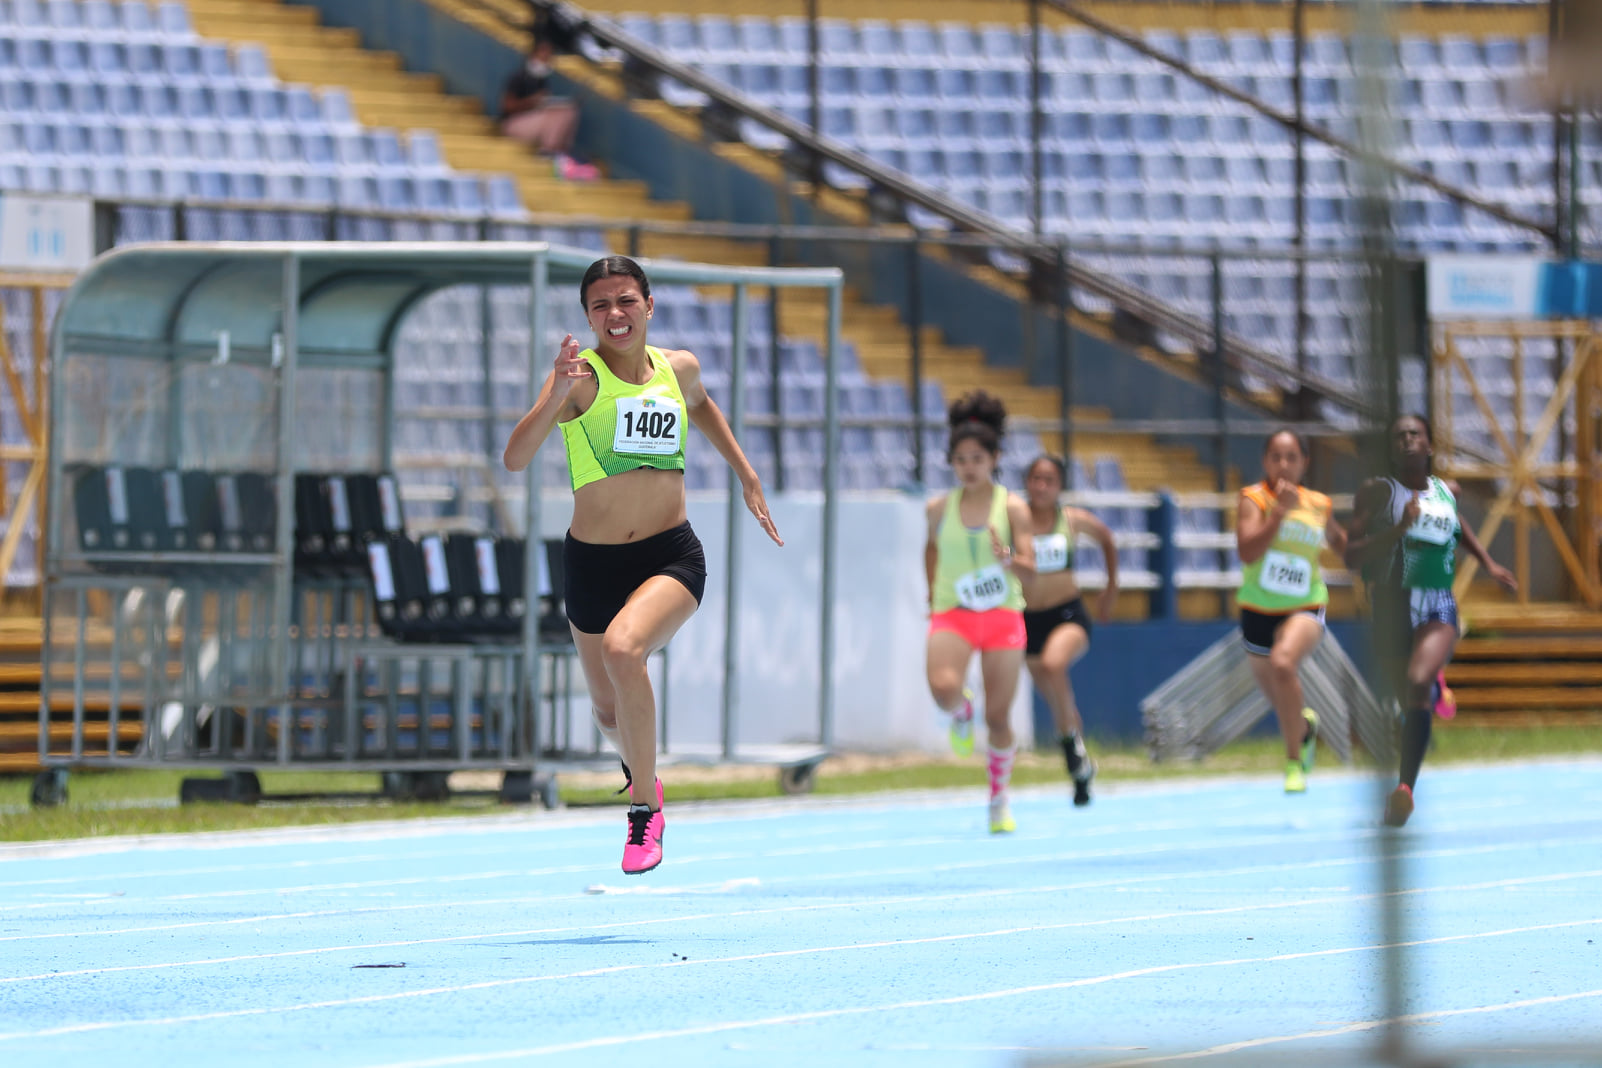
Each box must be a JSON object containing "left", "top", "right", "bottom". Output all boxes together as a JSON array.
[
  {"left": 562, "top": 521, "right": 706, "bottom": 635},
  {"left": 1023, "top": 596, "right": 1093, "bottom": 656},
  {"left": 1239, "top": 605, "right": 1326, "bottom": 656}
]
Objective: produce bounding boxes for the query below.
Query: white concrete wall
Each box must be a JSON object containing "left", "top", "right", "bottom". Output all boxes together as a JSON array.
[{"left": 534, "top": 490, "right": 1035, "bottom": 755}]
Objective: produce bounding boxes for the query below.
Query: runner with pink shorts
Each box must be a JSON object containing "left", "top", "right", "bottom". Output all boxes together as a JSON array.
[{"left": 923, "top": 391, "right": 1035, "bottom": 834}]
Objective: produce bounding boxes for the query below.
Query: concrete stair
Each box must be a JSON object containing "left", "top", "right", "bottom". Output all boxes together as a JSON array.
[
  {"left": 0, "top": 619, "right": 151, "bottom": 775},
  {"left": 183, "top": 0, "right": 1222, "bottom": 491},
  {"left": 1444, "top": 604, "right": 1602, "bottom": 726},
  {"left": 184, "top": 0, "right": 688, "bottom": 219}
]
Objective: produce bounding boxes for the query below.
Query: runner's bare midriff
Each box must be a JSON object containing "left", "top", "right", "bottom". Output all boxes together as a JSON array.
[
  {"left": 568, "top": 466, "right": 688, "bottom": 544},
  {"left": 1023, "top": 568, "right": 1082, "bottom": 612}
]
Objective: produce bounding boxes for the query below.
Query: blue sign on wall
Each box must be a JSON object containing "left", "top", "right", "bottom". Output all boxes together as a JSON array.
[{"left": 1429, "top": 256, "right": 1602, "bottom": 320}]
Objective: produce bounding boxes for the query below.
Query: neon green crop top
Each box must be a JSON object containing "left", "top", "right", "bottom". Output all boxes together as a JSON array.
[{"left": 559, "top": 346, "right": 688, "bottom": 492}]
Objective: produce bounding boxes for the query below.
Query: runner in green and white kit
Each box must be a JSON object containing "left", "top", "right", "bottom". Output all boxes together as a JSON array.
[{"left": 1346, "top": 415, "right": 1516, "bottom": 827}]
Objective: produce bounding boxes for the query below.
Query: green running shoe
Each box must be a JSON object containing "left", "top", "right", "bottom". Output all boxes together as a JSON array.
[
  {"left": 988, "top": 793, "right": 1016, "bottom": 834},
  {"left": 1300, "top": 708, "right": 1319, "bottom": 772},
  {"left": 1284, "top": 760, "right": 1307, "bottom": 794},
  {"left": 948, "top": 688, "right": 975, "bottom": 757}
]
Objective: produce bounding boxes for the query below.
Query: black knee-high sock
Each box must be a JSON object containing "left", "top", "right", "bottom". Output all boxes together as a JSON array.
[
  {"left": 1399, "top": 707, "right": 1432, "bottom": 790},
  {"left": 1061, "top": 733, "right": 1085, "bottom": 777}
]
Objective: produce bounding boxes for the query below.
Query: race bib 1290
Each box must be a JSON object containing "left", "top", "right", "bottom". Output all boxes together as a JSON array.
[
  {"left": 613, "top": 396, "right": 682, "bottom": 456},
  {"left": 955, "top": 565, "right": 1009, "bottom": 611},
  {"left": 1260, "top": 549, "right": 1312, "bottom": 598}
]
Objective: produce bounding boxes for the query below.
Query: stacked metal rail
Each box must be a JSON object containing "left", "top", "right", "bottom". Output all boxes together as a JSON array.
[{"left": 1142, "top": 628, "right": 1393, "bottom": 765}]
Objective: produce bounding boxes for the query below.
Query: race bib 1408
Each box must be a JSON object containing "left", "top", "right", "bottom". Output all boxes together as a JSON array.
[
  {"left": 613, "top": 396, "right": 683, "bottom": 456},
  {"left": 955, "top": 565, "right": 1009, "bottom": 611}
]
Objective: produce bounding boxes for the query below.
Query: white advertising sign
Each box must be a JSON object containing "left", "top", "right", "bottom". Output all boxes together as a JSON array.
[
  {"left": 0, "top": 194, "right": 95, "bottom": 272},
  {"left": 1426, "top": 255, "right": 1546, "bottom": 319}
]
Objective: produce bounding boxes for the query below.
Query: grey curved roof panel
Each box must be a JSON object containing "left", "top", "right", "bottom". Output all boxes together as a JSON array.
[{"left": 54, "top": 242, "right": 842, "bottom": 363}]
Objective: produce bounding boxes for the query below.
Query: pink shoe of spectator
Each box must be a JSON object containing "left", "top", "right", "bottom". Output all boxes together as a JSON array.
[{"left": 556, "top": 154, "right": 599, "bottom": 181}]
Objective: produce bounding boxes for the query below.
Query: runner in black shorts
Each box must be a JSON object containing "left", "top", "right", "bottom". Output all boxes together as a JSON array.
[
  {"left": 1019, "top": 455, "right": 1119, "bottom": 806},
  {"left": 503, "top": 256, "right": 783, "bottom": 873}
]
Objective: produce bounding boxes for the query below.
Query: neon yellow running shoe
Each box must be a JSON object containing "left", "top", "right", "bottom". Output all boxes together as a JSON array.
[
  {"left": 948, "top": 688, "right": 975, "bottom": 757},
  {"left": 1284, "top": 760, "right": 1307, "bottom": 794},
  {"left": 988, "top": 793, "right": 1016, "bottom": 833},
  {"left": 1300, "top": 708, "right": 1319, "bottom": 772}
]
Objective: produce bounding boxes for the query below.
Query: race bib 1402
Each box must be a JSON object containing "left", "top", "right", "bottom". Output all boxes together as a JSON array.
[{"left": 613, "top": 396, "right": 683, "bottom": 456}]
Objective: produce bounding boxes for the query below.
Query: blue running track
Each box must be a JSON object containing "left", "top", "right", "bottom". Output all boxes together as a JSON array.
[{"left": 2, "top": 759, "right": 1601, "bottom": 1067}]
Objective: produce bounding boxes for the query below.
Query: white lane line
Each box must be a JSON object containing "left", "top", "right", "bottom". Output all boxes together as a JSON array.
[
  {"left": 0, "top": 815, "right": 889, "bottom": 890},
  {"left": 746, "top": 823, "right": 1602, "bottom": 896},
  {"left": 349, "top": 927, "right": 1602, "bottom": 1067},
  {"left": 0, "top": 786, "right": 1055, "bottom": 864},
  {"left": 1096, "top": 988, "right": 1602, "bottom": 1066},
  {"left": 0, "top": 827, "right": 1048, "bottom": 912},
  {"left": 0, "top": 778, "right": 1254, "bottom": 864},
  {"left": 9, "top": 801, "right": 1596, "bottom": 913},
  {"left": 0, "top": 771, "right": 1573, "bottom": 892},
  {"left": 0, "top": 806, "right": 1336, "bottom": 894},
  {"left": 4, "top": 869, "right": 1600, "bottom": 1040},
  {"left": 6, "top": 824, "right": 1600, "bottom": 949},
  {"left": 6, "top": 760, "right": 1594, "bottom": 866},
  {"left": 7, "top": 846, "right": 1602, "bottom": 984}
]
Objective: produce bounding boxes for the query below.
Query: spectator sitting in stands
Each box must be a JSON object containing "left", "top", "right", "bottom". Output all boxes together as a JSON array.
[{"left": 501, "top": 39, "right": 596, "bottom": 180}]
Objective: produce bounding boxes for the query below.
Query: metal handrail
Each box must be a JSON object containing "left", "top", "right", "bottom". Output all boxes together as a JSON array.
[
  {"left": 1044, "top": 0, "right": 1558, "bottom": 243},
  {"left": 481, "top": 0, "right": 1394, "bottom": 420}
]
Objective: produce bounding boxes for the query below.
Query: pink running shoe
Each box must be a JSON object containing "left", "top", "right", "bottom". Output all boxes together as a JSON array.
[
  {"left": 618, "top": 765, "right": 666, "bottom": 808},
  {"left": 1384, "top": 783, "right": 1415, "bottom": 828},
  {"left": 1433, "top": 671, "right": 1457, "bottom": 720},
  {"left": 622, "top": 803, "right": 664, "bottom": 875}
]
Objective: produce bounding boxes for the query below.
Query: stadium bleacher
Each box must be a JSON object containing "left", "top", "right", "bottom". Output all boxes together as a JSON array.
[
  {"left": 0, "top": 0, "right": 529, "bottom": 242},
  {"left": 608, "top": 10, "right": 1582, "bottom": 452},
  {"left": 2, "top": 0, "right": 1576, "bottom": 596}
]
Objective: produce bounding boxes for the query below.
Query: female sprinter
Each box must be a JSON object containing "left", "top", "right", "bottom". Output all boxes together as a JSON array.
[
  {"left": 1236, "top": 429, "right": 1346, "bottom": 795},
  {"left": 1345, "top": 414, "right": 1515, "bottom": 827},
  {"left": 925, "top": 392, "right": 1035, "bottom": 834},
  {"left": 1019, "top": 455, "right": 1118, "bottom": 806},
  {"left": 503, "top": 256, "right": 782, "bottom": 873}
]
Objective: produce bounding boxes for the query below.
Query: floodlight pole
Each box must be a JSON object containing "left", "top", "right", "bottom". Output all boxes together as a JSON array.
[
  {"left": 523, "top": 248, "right": 548, "bottom": 767},
  {"left": 1293, "top": 0, "right": 1309, "bottom": 418},
  {"left": 908, "top": 237, "right": 926, "bottom": 486},
  {"left": 721, "top": 284, "right": 749, "bottom": 761},
  {"left": 272, "top": 252, "right": 301, "bottom": 767},
  {"left": 1029, "top": 0, "right": 1044, "bottom": 238},
  {"left": 1354, "top": 0, "right": 1411, "bottom": 1059},
  {"left": 820, "top": 280, "right": 842, "bottom": 748},
  {"left": 1056, "top": 242, "right": 1074, "bottom": 482},
  {"left": 806, "top": 0, "right": 821, "bottom": 197}
]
